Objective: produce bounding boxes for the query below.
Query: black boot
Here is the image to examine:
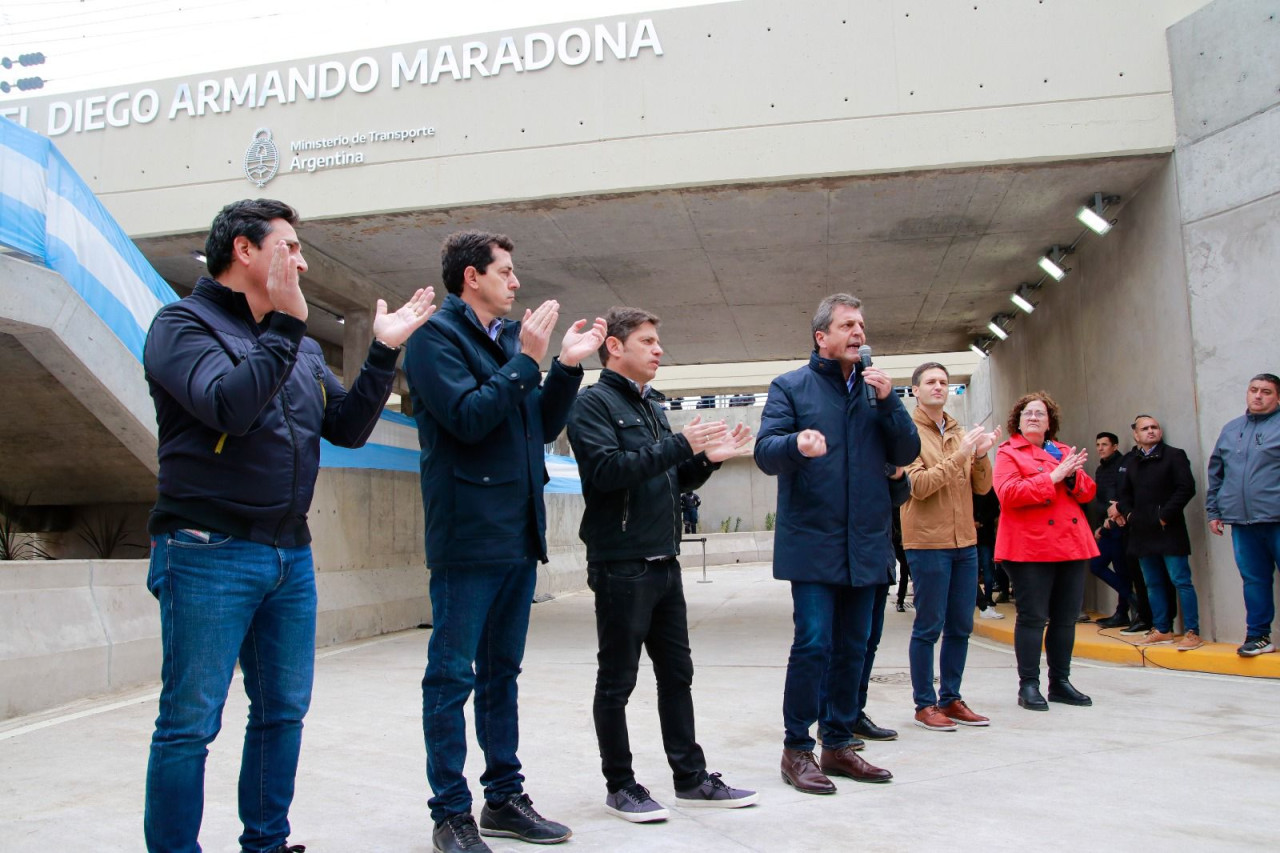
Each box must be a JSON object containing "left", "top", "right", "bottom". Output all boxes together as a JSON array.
[
  {"left": 1017, "top": 680, "right": 1048, "bottom": 711},
  {"left": 1047, "top": 679, "right": 1092, "bottom": 706}
]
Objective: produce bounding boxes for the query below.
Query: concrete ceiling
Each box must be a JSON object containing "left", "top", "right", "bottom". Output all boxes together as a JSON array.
[{"left": 136, "top": 154, "right": 1167, "bottom": 366}]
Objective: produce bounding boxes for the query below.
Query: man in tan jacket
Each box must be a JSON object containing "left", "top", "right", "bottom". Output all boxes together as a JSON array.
[{"left": 901, "top": 363, "right": 1001, "bottom": 731}]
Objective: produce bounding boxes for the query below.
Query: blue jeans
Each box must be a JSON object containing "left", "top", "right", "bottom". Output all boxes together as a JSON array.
[
  {"left": 1233, "top": 522, "right": 1280, "bottom": 638},
  {"left": 1139, "top": 554, "right": 1199, "bottom": 634},
  {"left": 145, "top": 531, "right": 316, "bottom": 853},
  {"left": 784, "top": 581, "right": 875, "bottom": 751},
  {"left": 977, "top": 544, "right": 996, "bottom": 606},
  {"left": 423, "top": 562, "right": 536, "bottom": 823},
  {"left": 906, "top": 547, "right": 978, "bottom": 710}
]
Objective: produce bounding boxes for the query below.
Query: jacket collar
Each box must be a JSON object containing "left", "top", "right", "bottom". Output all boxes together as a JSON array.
[
  {"left": 1246, "top": 408, "right": 1279, "bottom": 424},
  {"left": 1007, "top": 431, "right": 1058, "bottom": 459},
  {"left": 194, "top": 277, "right": 258, "bottom": 327},
  {"left": 1136, "top": 441, "right": 1164, "bottom": 460},
  {"left": 911, "top": 403, "right": 953, "bottom": 434},
  {"left": 598, "top": 367, "right": 666, "bottom": 403}
]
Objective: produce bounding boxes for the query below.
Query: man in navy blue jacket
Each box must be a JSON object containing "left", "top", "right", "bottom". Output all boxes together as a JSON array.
[
  {"left": 403, "top": 231, "right": 605, "bottom": 853},
  {"left": 755, "top": 293, "right": 919, "bottom": 795},
  {"left": 143, "top": 198, "right": 435, "bottom": 853}
]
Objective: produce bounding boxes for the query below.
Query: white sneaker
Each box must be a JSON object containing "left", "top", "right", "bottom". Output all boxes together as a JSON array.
[{"left": 979, "top": 608, "right": 1005, "bottom": 620}]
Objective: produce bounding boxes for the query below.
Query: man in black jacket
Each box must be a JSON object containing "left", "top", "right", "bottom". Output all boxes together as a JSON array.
[
  {"left": 567, "top": 307, "right": 757, "bottom": 824},
  {"left": 403, "top": 231, "right": 605, "bottom": 853},
  {"left": 1090, "top": 431, "right": 1144, "bottom": 629},
  {"left": 1114, "top": 415, "right": 1203, "bottom": 650},
  {"left": 142, "top": 199, "right": 435, "bottom": 853}
]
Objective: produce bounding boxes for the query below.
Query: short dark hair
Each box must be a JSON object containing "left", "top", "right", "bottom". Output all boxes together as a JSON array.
[
  {"left": 599, "top": 306, "right": 660, "bottom": 365},
  {"left": 440, "top": 230, "right": 514, "bottom": 296},
  {"left": 811, "top": 293, "right": 862, "bottom": 351},
  {"left": 1096, "top": 431, "right": 1119, "bottom": 445},
  {"left": 911, "top": 361, "right": 949, "bottom": 388},
  {"left": 1251, "top": 373, "right": 1280, "bottom": 391},
  {"left": 1131, "top": 414, "right": 1158, "bottom": 430},
  {"left": 204, "top": 199, "right": 299, "bottom": 278},
  {"left": 1007, "top": 391, "right": 1062, "bottom": 440}
]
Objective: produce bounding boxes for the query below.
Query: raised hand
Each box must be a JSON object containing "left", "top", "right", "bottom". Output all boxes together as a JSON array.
[
  {"left": 1049, "top": 446, "right": 1088, "bottom": 484},
  {"left": 518, "top": 300, "right": 560, "bottom": 365},
  {"left": 973, "top": 425, "right": 1002, "bottom": 456},
  {"left": 681, "top": 415, "right": 729, "bottom": 454},
  {"left": 371, "top": 287, "right": 435, "bottom": 349},
  {"left": 266, "top": 239, "right": 308, "bottom": 321},
  {"left": 559, "top": 316, "right": 607, "bottom": 367},
  {"left": 797, "top": 429, "right": 828, "bottom": 458},
  {"left": 959, "top": 425, "right": 986, "bottom": 455},
  {"left": 705, "top": 422, "right": 754, "bottom": 463}
]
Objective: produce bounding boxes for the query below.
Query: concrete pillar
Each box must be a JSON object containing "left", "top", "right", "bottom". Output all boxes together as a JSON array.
[{"left": 342, "top": 309, "right": 372, "bottom": 386}]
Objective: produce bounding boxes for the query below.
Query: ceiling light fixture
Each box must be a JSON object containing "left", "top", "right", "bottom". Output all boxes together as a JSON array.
[
  {"left": 190, "top": 250, "right": 207, "bottom": 264},
  {"left": 987, "top": 314, "right": 1012, "bottom": 341},
  {"left": 1010, "top": 284, "right": 1037, "bottom": 314},
  {"left": 1038, "top": 245, "right": 1069, "bottom": 281},
  {"left": 969, "top": 339, "right": 990, "bottom": 358},
  {"left": 1077, "top": 191, "right": 1120, "bottom": 235}
]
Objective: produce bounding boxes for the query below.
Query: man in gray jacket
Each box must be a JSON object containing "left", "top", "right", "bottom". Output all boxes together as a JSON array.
[{"left": 1207, "top": 373, "right": 1280, "bottom": 657}]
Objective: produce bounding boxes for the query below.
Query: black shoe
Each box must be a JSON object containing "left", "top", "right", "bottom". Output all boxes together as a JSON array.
[
  {"left": 1120, "top": 620, "right": 1152, "bottom": 636},
  {"left": 852, "top": 714, "right": 898, "bottom": 741},
  {"left": 479, "top": 793, "right": 571, "bottom": 844},
  {"left": 1017, "top": 682, "right": 1048, "bottom": 711},
  {"left": 1076, "top": 611, "right": 1092, "bottom": 623},
  {"left": 895, "top": 600, "right": 906, "bottom": 612},
  {"left": 264, "top": 846, "right": 305, "bottom": 853},
  {"left": 1096, "top": 610, "right": 1130, "bottom": 629},
  {"left": 1047, "top": 680, "right": 1092, "bottom": 706},
  {"left": 433, "top": 814, "right": 492, "bottom": 853}
]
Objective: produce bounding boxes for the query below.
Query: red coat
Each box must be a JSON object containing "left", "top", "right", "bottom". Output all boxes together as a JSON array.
[{"left": 993, "top": 433, "right": 1100, "bottom": 563}]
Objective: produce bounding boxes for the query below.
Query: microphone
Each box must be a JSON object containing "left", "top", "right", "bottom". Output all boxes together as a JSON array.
[{"left": 858, "top": 345, "right": 876, "bottom": 408}]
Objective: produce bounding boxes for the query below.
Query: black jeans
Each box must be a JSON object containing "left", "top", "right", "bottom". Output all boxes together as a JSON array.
[
  {"left": 1002, "top": 560, "right": 1088, "bottom": 684},
  {"left": 853, "top": 583, "right": 889, "bottom": 718},
  {"left": 588, "top": 558, "right": 705, "bottom": 793}
]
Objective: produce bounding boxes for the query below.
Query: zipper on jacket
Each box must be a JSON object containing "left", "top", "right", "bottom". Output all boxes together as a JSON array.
[
  {"left": 622, "top": 491, "right": 630, "bottom": 532},
  {"left": 315, "top": 367, "right": 327, "bottom": 408},
  {"left": 214, "top": 433, "right": 228, "bottom": 454},
  {"left": 274, "top": 380, "right": 301, "bottom": 544}
]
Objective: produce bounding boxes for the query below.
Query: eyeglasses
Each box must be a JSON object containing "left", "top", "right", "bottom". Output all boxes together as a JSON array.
[{"left": 1021, "top": 410, "right": 1048, "bottom": 420}]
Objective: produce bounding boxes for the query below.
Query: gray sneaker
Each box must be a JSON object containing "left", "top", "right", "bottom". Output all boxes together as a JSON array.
[
  {"left": 674, "top": 772, "right": 759, "bottom": 808},
  {"left": 604, "top": 783, "right": 669, "bottom": 823}
]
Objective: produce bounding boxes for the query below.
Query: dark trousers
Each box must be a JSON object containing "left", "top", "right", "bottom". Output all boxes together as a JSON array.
[
  {"left": 1002, "top": 560, "right": 1088, "bottom": 684},
  {"left": 895, "top": 549, "right": 912, "bottom": 606},
  {"left": 852, "top": 583, "right": 889, "bottom": 719},
  {"left": 785, "top": 582, "right": 876, "bottom": 751},
  {"left": 588, "top": 558, "right": 706, "bottom": 793},
  {"left": 1090, "top": 529, "right": 1130, "bottom": 609}
]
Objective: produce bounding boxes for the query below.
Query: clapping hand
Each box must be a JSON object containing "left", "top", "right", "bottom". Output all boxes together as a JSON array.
[
  {"left": 706, "top": 422, "right": 754, "bottom": 463},
  {"left": 371, "top": 287, "right": 436, "bottom": 349},
  {"left": 560, "top": 316, "right": 608, "bottom": 367},
  {"left": 518, "top": 300, "right": 560, "bottom": 364},
  {"left": 682, "top": 416, "right": 729, "bottom": 454},
  {"left": 266, "top": 239, "right": 308, "bottom": 321},
  {"left": 1049, "top": 446, "right": 1088, "bottom": 484}
]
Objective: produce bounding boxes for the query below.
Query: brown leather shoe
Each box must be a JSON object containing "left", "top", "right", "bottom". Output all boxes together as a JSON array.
[
  {"left": 938, "top": 699, "right": 990, "bottom": 727},
  {"left": 780, "top": 748, "right": 837, "bottom": 794},
  {"left": 913, "top": 705, "right": 958, "bottom": 731},
  {"left": 819, "top": 745, "right": 892, "bottom": 784}
]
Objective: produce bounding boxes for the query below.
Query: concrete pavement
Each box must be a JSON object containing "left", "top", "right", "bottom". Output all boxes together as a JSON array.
[{"left": 3, "top": 561, "right": 1280, "bottom": 852}]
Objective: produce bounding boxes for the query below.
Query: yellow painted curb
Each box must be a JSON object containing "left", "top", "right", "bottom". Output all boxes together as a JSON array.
[{"left": 970, "top": 608, "right": 1280, "bottom": 679}]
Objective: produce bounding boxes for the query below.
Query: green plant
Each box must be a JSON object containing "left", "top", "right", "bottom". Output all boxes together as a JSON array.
[
  {"left": 719, "top": 517, "right": 731, "bottom": 533},
  {"left": 734, "top": 516, "right": 742, "bottom": 532},
  {"left": 765, "top": 511, "right": 776, "bottom": 531},
  {"left": 77, "top": 512, "right": 145, "bottom": 559},
  {"left": 0, "top": 499, "right": 52, "bottom": 561}
]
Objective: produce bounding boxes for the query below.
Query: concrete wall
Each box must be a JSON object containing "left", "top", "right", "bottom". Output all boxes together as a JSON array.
[
  {"left": 972, "top": 0, "right": 1279, "bottom": 638},
  {"left": 1169, "top": 0, "right": 1280, "bottom": 641}
]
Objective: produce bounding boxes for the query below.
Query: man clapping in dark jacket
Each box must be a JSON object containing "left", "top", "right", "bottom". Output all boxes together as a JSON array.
[{"left": 567, "top": 306, "right": 757, "bottom": 824}]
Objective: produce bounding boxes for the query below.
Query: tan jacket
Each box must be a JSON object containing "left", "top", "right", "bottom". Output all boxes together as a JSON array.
[{"left": 900, "top": 405, "right": 992, "bottom": 550}]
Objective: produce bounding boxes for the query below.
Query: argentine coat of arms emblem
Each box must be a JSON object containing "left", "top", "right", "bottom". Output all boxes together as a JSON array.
[{"left": 244, "top": 128, "right": 280, "bottom": 187}]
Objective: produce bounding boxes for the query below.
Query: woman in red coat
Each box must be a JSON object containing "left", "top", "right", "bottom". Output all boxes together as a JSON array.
[{"left": 994, "top": 392, "right": 1100, "bottom": 711}]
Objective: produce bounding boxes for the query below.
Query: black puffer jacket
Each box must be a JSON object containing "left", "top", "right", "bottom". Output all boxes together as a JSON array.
[{"left": 566, "top": 369, "right": 719, "bottom": 562}]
